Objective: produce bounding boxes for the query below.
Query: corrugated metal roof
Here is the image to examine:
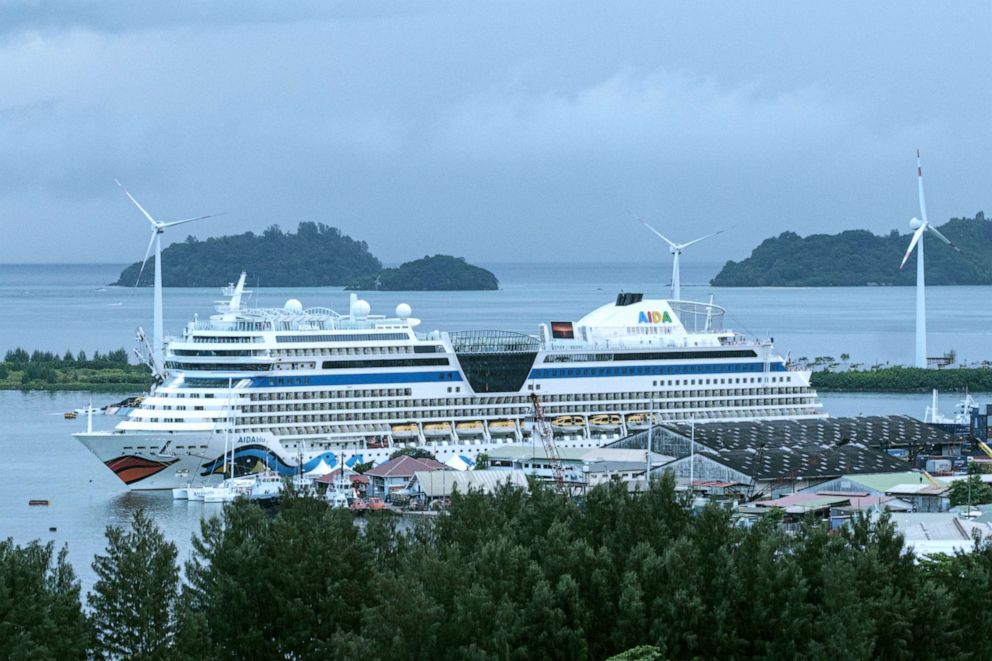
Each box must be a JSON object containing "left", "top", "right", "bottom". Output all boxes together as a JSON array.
[
  {"left": 365, "top": 455, "right": 447, "bottom": 478},
  {"left": 410, "top": 470, "right": 529, "bottom": 498}
]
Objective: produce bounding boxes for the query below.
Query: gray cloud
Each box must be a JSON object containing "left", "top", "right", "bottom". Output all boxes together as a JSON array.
[{"left": 0, "top": 1, "right": 988, "bottom": 266}]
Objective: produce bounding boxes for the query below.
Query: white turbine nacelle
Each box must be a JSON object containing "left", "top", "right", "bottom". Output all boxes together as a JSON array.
[
  {"left": 638, "top": 216, "right": 725, "bottom": 301},
  {"left": 909, "top": 217, "right": 924, "bottom": 230}
]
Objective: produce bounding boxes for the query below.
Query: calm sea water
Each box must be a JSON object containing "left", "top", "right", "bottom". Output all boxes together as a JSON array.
[{"left": 1, "top": 262, "right": 990, "bottom": 589}]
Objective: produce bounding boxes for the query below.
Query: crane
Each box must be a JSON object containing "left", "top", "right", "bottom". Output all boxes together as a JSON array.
[{"left": 529, "top": 393, "right": 568, "bottom": 495}]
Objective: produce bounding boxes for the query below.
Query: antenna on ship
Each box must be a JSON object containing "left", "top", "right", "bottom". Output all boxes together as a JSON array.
[
  {"left": 115, "top": 179, "right": 227, "bottom": 373},
  {"left": 635, "top": 214, "right": 725, "bottom": 301}
]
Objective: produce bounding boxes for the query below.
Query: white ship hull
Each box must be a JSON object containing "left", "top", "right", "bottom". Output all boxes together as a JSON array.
[{"left": 73, "top": 283, "right": 825, "bottom": 490}]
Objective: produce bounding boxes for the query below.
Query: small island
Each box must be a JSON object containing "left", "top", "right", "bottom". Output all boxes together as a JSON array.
[
  {"left": 0, "top": 348, "right": 152, "bottom": 392},
  {"left": 113, "top": 222, "right": 497, "bottom": 290},
  {"left": 712, "top": 213, "right": 991, "bottom": 286},
  {"left": 347, "top": 255, "right": 499, "bottom": 291}
]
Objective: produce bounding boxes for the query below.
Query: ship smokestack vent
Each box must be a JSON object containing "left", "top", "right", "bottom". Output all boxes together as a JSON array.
[{"left": 616, "top": 292, "right": 643, "bottom": 306}]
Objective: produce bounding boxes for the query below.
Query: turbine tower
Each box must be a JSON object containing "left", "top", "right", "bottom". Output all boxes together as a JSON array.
[
  {"left": 641, "top": 220, "right": 724, "bottom": 301},
  {"left": 116, "top": 180, "right": 225, "bottom": 373},
  {"left": 898, "top": 151, "right": 959, "bottom": 368}
]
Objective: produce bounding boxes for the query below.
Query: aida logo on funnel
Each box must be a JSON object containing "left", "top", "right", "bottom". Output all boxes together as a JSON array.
[{"left": 637, "top": 310, "right": 672, "bottom": 323}]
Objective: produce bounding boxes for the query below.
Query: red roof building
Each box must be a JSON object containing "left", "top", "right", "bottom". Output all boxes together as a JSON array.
[{"left": 366, "top": 455, "right": 447, "bottom": 498}]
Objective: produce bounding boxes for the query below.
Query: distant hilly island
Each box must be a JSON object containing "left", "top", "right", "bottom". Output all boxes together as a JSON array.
[
  {"left": 113, "top": 222, "right": 499, "bottom": 291},
  {"left": 712, "top": 213, "right": 991, "bottom": 286}
]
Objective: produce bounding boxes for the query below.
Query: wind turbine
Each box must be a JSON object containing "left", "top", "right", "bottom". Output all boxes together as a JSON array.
[
  {"left": 640, "top": 220, "right": 724, "bottom": 301},
  {"left": 116, "top": 179, "right": 225, "bottom": 373},
  {"left": 898, "top": 150, "right": 960, "bottom": 368}
]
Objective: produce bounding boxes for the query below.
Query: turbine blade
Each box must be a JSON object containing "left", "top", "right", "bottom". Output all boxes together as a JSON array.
[
  {"left": 115, "top": 179, "right": 158, "bottom": 227},
  {"left": 927, "top": 224, "right": 960, "bottom": 251},
  {"left": 916, "top": 149, "right": 929, "bottom": 224},
  {"left": 679, "top": 229, "right": 725, "bottom": 250},
  {"left": 899, "top": 224, "right": 926, "bottom": 270},
  {"left": 135, "top": 230, "right": 157, "bottom": 286},
  {"left": 640, "top": 220, "right": 678, "bottom": 249},
  {"left": 159, "top": 212, "right": 227, "bottom": 229}
]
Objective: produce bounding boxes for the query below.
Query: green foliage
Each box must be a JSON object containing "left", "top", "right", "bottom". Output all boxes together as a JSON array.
[
  {"left": 115, "top": 222, "right": 383, "bottom": 287},
  {"left": 349, "top": 254, "right": 499, "bottom": 291},
  {"left": 810, "top": 366, "right": 992, "bottom": 392},
  {"left": 713, "top": 215, "right": 992, "bottom": 286},
  {"left": 88, "top": 509, "right": 181, "bottom": 660},
  {"left": 0, "top": 538, "right": 90, "bottom": 659},
  {"left": 948, "top": 474, "right": 992, "bottom": 507},
  {"left": 0, "top": 346, "right": 152, "bottom": 391},
  {"left": 18, "top": 476, "right": 992, "bottom": 659},
  {"left": 389, "top": 447, "right": 438, "bottom": 461},
  {"left": 352, "top": 461, "right": 374, "bottom": 474}
]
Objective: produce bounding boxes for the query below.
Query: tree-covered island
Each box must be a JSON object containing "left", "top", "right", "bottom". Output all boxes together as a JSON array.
[
  {"left": 713, "top": 213, "right": 991, "bottom": 286},
  {"left": 347, "top": 254, "right": 499, "bottom": 291},
  {"left": 113, "top": 222, "right": 498, "bottom": 290}
]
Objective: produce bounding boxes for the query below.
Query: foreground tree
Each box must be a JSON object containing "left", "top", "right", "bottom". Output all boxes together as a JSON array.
[
  {"left": 0, "top": 539, "right": 90, "bottom": 659},
  {"left": 88, "top": 509, "right": 180, "bottom": 660}
]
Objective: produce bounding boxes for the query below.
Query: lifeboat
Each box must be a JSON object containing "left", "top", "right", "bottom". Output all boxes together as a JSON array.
[
  {"left": 391, "top": 424, "right": 419, "bottom": 439},
  {"left": 488, "top": 420, "right": 516, "bottom": 435},
  {"left": 552, "top": 415, "right": 585, "bottom": 433},
  {"left": 626, "top": 413, "right": 655, "bottom": 431},
  {"left": 589, "top": 414, "right": 622, "bottom": 430},
  {"left": 455, "top": 421, "right": 484, "bottom": 436},
  {"left": 423, "top": 422, "right": 452, "bottom": 437}
]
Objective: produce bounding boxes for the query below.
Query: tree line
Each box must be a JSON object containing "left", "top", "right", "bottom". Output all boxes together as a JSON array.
[
  {"left": 3, "top": 477, "right": 992, "bottom": 660},
  {"left": 3, "top": 348, "right": 130, "bottom": 369},
  {"left": 0, "top": 348, "right": 150, "bottom": 388},
  {"left": 712, "top": 214, "right": 992, "bottom": 287},
  {"left": 114, "top": 222, "right": 383, "bottom": 288},
  {"left": 810, "top": 365, "right": 992, "bottom": 392}
]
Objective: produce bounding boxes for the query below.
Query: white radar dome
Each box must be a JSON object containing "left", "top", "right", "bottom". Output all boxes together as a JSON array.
[
  {"left": 352, "top": 299, "right": 371, "bottom": 318},
  {"left": 395, "top": 303, "right": 412, "bottom": 319},
  {"left": 284, "top": 299, "right": 304, "bottom": 313}
]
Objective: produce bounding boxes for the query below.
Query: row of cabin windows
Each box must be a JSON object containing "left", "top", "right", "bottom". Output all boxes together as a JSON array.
[
  {"left": 239, "top": 395, "right": 818, "bottom": 419},
  {"left": 242, "top": 386, "right": 810, "bottom": 407},
  {"left": 236, "top": 400, "right": 820, "bottom": 427}
]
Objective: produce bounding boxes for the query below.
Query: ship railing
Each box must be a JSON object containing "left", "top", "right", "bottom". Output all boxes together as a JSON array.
[{"left": 668, "top": 300, "right": 726, "bottom": 333}]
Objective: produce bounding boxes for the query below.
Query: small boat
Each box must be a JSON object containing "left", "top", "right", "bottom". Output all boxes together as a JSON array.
[
  {"left": 367, "top": 497, "right": 387, "bottom": 511},
  {"left": 423, "top": 422, "right": 452, "bottom": 437},
  {"left": 391, "top": 423, "right": 419, "bottom": 439},
  {"left": 350, "top": 498, "right": 368, "bottom": 512},
  {"left": 589, "top": 414, "right": 622, "bottom": 431},
  {"left": 552, "top": 415, "right": 585, "bottom": 433},
  {"left": 63, "top": 412, "right": 78, "bottom": 420},
  {"left": 28, "top": 499, "right": 50, "bottom": 507},
  {"left": 455, "top": 421, "right": 484, "bottom": 436},
  {"left": 488, "top": 420, "right": 516, "bottom": 435},
  {"left": 202, "top": 484, "right": 238, "bottom": 503},
  {"left": 325, "top": 490, "right": 349, "bottom": 509},
  {"left": 251, "top": 472, "right": 284, "bottom": 501}
]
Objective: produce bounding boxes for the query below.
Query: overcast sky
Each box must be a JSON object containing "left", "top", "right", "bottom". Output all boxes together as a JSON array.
[{"left": 0, "top": 1, "right": 989, "bottom": 265}]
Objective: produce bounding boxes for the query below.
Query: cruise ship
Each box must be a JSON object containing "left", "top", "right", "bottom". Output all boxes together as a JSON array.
[{"left": 74, "top": 275, "right": 825, "bottom": 489}]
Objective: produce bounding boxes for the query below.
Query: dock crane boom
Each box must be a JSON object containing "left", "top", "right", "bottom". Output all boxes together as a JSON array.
[{"left": 529, "top": 393, "right": 568, "bottom": 495}]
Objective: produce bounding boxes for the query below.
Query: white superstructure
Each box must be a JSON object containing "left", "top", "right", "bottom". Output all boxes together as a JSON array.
[{"left": 75, "top": 276, "right": 824, "bottom": 489}]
